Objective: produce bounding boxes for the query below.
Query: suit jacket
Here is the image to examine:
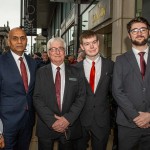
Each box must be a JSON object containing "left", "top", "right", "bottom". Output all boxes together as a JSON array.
[
  {"left": 112, "top": 50, "right": 150, "bottom": 128},
  {"left": 0, "top": 50, "right": 37, "bottom": 133},
  {"left": 75, "top": 57, "right": 114, "bottom": 138},
  {"left": 33, "top": 63, "right": 86, "bottom": 140}
]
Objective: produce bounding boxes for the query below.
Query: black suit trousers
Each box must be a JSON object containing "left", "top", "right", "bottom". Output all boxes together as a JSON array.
[
  {"left": 3, "top": 114, "right": 33, "bottom": 150},
  {"left": 38, "top": 136, "right": 80, "bottom": 150},
  {"left": 118, "top": 125, "right": 150, "bottom": 150},
  {"left": 75, "top": 126, "right": 109, "bottom": 150}
]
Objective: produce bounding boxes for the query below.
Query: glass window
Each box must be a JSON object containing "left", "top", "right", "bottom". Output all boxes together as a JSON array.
[
  {"left": 81, "top": 4, "right": 95, "bottom": 31},
  {"left": 135, "top": 0, "right": 142, "bottom": 17}
]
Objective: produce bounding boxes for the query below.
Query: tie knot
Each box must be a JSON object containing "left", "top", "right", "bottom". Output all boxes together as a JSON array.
[
  {"left": 19, "top": 57, "right": 23, "bottom": 61},
  {"left": 56, "top": 67, "right": 60, "bottom": 71},
  {"left": 138, "top": 52, "right": 145, "bottom": 57},
  {"left": 92, "top": 61, "right": 95, "bottom": 66}
]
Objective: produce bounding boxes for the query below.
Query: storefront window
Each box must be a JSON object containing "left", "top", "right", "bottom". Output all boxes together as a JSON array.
[
  {"left": 62, "top": 25, "right": 75, "bottom": 55},
  {"left": 68, "top": 26, "right": 75, "bottom": 54}
]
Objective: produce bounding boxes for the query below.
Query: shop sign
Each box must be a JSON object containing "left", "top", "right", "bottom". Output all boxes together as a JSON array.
[{"left": 88, "top": 0, "right": 112, "bottom": 29}]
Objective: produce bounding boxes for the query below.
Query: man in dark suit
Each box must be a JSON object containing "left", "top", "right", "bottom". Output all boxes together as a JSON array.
[
  {"left": 0, "top": 27, "right": 37, "bottom": 150},
  {"left": 33, "top": 37, "right": 86, "bottom": 150},
  {"left": 112, "top": 17, "right": 150, "bottom": 150},
  {"left": 75, "top": 30, "right": 114, "bottom": 150}
]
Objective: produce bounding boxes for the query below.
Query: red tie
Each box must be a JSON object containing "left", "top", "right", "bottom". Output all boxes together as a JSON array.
[
  {"left": 55, "top": 67, "right": 61, "bottom": 110},
  {"left": 90, "top": 61, "right": 95, "bottom": 93},
  {"left": 138, "top": 52, "right": 146, "bottom": 79},
  {"left": 19, "top": 57, "right": 28, "bottom": 92}
]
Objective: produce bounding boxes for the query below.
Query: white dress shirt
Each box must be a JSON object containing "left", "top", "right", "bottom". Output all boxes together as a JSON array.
[
  {"left": 11, "top": 51, "right": 30, "bottom": 85},
  {"left": 51, "top": 62, "right": 65, "bottom": 108},
  {"left": 83, "top": 55, "right": 102, "bottom": 93},
  {"left": 132, "top": 47, "right": 148, "bottom": 71}
]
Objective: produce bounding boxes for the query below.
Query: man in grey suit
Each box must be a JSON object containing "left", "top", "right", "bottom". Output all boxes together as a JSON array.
[
  {"left": 112, "top": 17, "right": 150, "bottom": 150},
  {"left": 33, "top": 37, "right": 86, "bottom": 150},
  {"left": 75, "top": 30, "right": 114, "bottom": 150}
]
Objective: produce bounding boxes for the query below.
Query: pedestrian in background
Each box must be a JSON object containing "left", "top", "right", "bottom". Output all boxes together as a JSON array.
[
  {"left": 112, "top": 17, "right": 150, "bottom": 150},
  {"left": 77, "top": 51, "right": 86, "bottom": 62},
  {"left": 40, "top": 51, "right": 50, "bottom": 67}
]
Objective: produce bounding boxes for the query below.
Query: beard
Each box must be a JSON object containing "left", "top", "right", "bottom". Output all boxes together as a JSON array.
[{"left": 131, "top": 36, "right": 148, "bottom": 46}]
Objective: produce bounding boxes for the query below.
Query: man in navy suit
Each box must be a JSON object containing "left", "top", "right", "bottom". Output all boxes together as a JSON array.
[
  {"left": 0, "top": 27, "right": 37, "bottom": 150},
  {"left": 33, "top": 37, "right": 86, "bottom": 150}
]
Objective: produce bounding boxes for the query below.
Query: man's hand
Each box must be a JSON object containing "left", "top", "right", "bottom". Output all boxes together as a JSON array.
[
  {"left": 0, "top": 135, "right": 5, "bottom": 148},
  {"left": 133, "top": 112, "right": 150, "bottom": 128},
  {"left": 52, "top": 115, "right": 70, "bottom": 133}
]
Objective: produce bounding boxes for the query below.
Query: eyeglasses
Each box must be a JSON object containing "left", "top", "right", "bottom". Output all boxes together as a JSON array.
[
  {"left": 130, "top": 27, "right": 148, "bottom": 35},
  {"left": 49, "top": 47, "right": 65, "bottom": 53},
  {"left": 83, "top": 40, "right": 98, "bottom": 47}
]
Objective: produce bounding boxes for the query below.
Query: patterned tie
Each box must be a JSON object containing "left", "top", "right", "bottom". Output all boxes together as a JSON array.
[
  {"left": 19, "top": 57, "right": 28, "bottom": 92},
  {"left": 90, "top": 61, "right": 95, "bottom": 93},
  {"left": 138, "top": 52, "right": 146, "bottom": 79},
  {"left": 55, "top": 67, "right": 61, "bottom": 110}
]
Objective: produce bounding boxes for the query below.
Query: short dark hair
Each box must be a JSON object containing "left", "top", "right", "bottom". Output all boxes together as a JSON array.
[
  {"left": 79, "top": 30, "right": 98, "bottom": 44},
  {"left": 127, "top": 17, "right": 150, "bottom": 33}
]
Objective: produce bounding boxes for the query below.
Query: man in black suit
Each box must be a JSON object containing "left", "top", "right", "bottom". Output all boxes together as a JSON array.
[
  {"left": 75, "top": 30, "right": 114, "bottom": 150},
  {"left": 112, "top": 17, "right": 150, "bottom": 150},
  {"left": 0, "top": 27, "right": 37, "bottom": 150},
  {"left": 33, "top": 37, "right": 86, "bottom": 150}
]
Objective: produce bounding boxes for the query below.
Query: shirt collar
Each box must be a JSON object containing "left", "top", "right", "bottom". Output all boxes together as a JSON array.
[
  {"left": 51, "top": 62, "right": 65, "bottom": 71},
  {"left": 85, "top": 54, "right": 101, "bottom": 64},
  {"left": 11, "top": 50, "right": 25, "bottom": 61},
  {"left": 132, "top": 47, "right": 149, "bottom": 55}
]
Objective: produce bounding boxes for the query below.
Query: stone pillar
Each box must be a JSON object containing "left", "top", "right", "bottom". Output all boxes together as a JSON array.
[{"left": 111, "top": 0, "right": 135, "bottom": 61}]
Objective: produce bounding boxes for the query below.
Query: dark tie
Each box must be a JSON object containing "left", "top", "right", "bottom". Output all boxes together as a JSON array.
[
  {"left": 55, "top": 67, "right": 61, "bottom": 110},
  {"left": 90, "top": 61, "right": 95, "bottom": 93},
  {"left": 138, "top": 52, "right": 146, "bottom": 79},
  {"left": 19, "top": 57, "right": 28, "bottom": 92}
]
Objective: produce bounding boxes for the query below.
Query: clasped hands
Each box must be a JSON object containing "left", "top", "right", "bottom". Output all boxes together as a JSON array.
[
  {"left": 133, "top": 112, "right": 150, "bottom": 128},
  {"left": 52, "top": 115, "right": 69, "bottom": 133}
]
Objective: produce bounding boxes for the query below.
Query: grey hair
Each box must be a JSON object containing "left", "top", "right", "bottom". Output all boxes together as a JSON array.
[{"left": 47, "top": 37, "right": 66, "bottom": 51}]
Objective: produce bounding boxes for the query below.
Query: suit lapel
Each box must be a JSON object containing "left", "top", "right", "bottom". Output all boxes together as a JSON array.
[
  {"left": 95, "top": 57, "right": 108, "bottom": 93},
  {"left": 125, "top": 50, "right": 143, "bottom": 84},
  {"left": 7, "top": 51, "right": 24, "bottom": 86},
  {"left": 144, "top": 50, "right": 150, "bottom": 81},
  {"left": 79, "top": 61, "right": 94, "bottom": 94},
  {"left": 46, "top": 64, "right": 60, "bottom": 111},
  {"left": 25, "top": 54, "right": 33, "bottom": 92},
  {"left": 62, "top": 64, "right": 70, "bottom": 110}
]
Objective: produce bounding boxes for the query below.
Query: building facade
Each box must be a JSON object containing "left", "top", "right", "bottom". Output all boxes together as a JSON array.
[
  {"left": 22, "top": 0, "right": 149, "bottom": 60},
  {"left": 42, "top": 0, "right": 149, "bottom": 61},
  {"left": 0, "top": 23, "right": 10, "bottom": 54}
]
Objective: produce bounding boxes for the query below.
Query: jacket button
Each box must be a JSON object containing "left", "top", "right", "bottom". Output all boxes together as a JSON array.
[{"left": 143, "top": 88, "right": 146, "bottom": 92}]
